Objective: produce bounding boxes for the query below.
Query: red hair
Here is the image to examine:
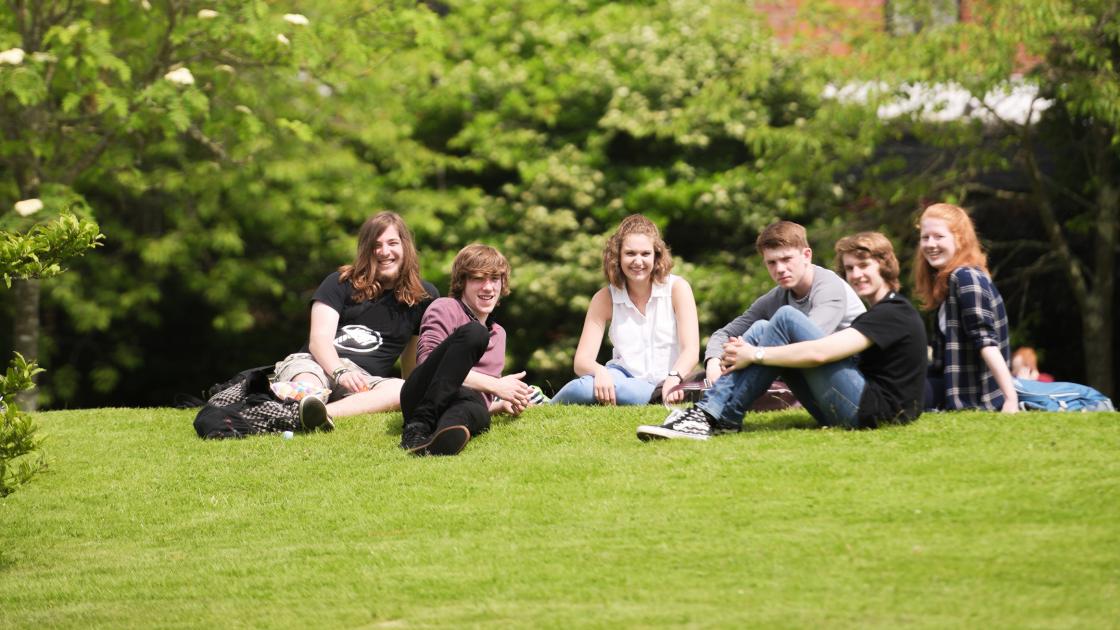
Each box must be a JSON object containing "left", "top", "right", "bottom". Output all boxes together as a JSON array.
[{"left": 913, "top": 203, "right": 989, "bottom": 310}]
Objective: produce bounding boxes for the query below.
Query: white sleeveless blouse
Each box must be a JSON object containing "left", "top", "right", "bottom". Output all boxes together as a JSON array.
[{"left": 607, "top": 275, "right": 680, "bottom": 383}]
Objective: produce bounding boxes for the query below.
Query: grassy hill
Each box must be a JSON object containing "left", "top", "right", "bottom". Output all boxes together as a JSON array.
[{"left": 1, "top": 406, "right": 1117, "bottom": 628}]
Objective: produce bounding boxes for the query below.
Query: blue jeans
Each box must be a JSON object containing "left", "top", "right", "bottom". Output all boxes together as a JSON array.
[
  {"left": 550, "top": 364, "right": 656, "bottom": 405},
  {"left": 698, "top": 306, "right": 866, "bottom": 428}
]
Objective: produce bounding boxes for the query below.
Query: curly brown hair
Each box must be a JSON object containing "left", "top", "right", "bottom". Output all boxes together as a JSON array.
[
  {"left": 338, "top": 212, "right": 429, "bottom": 306},
  {"left": 603, "top": 214, "right": 673, "bottom": 289},
  {"left": 834, "top": 231, "right": 901, "bottom": 292},
  {"left": 912, "top": 203, "right": 989, "bottom": 310}
]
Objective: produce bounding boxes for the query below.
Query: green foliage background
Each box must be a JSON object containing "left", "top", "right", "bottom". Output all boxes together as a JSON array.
[{"left": 1, "top": 0, "right": 1117, "bottom": 406}]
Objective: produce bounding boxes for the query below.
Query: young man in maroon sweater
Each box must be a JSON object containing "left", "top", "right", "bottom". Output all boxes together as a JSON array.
[{"left": 399, "top": 244, "right": 535, "bottom": 456}]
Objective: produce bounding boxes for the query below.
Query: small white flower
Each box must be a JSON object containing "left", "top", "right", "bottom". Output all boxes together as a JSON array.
[
  {"left": 14, "top": 198, "right": 44, "bottom": 217},
  {"left": 0, "top": 48, "right": 26, "bottom": 65},
  {"left": 235, "top": 105, "right": 252, "bottom": 114},
  {"left": 140, "top": 0, "right": 151, "bottom": 9},
  {"left": 276, "top": 33, "right": 290, "bottom": 46},
  {"left": 31, "top": 52, "right": 57, "bottom": 63},
  {"left": 197, "top": 9, "right": 218, "bottom": 19},
  {"left": 163, "top": 67, "right": 195, "bottom": 86},
  {"left": 283, "top": 13, "right": 309, "bottom": 26}
]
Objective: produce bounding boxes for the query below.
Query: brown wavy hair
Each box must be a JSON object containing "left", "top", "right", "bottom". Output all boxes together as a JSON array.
[
  {"left": 912, "top": 203, "right": 989, "bottom": 310},
  {"left": 834, "top": 231, "right": 901, "bottom": 292},
  {"left": 449, "top": 244, "right": 511, "bottom": 299},
  {"left": 338, "top": 212, "right": 429, "bottom": 306},
  {"left": 603, "top": 214, "right": 673, "bottom": 289}
]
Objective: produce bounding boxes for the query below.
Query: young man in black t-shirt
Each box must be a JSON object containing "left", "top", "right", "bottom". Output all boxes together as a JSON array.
[
  {"left": 638, "top": 232, "right": 926, "bottom": 440},
  {"left": 272, "top": 212, "right": 437, "bottom": 429}
]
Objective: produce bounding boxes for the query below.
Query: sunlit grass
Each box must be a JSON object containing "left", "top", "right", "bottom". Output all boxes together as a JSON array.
[{"left": 1, "top": 406, "right": 1117, "bottom": 628}]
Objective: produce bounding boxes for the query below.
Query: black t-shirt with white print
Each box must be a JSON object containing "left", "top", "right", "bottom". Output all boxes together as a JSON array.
[
  {"left": 300, "top": 272, "right": 439, "bottom": 377},
  {"left": 851, "top": 292, "right": 928, "bottom": 426}
]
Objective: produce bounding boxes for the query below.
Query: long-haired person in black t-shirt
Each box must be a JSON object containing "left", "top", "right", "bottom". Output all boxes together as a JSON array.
[
  {"left": 638, "top": 231, "right": 927, "bottom": 441},
  {"left": 270, "top": 212, "right": 438, "bottom": 431}
]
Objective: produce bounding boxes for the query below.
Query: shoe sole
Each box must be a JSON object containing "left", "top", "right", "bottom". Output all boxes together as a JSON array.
[
  {"left": 409, "top": 425, "right": 471, "bottom": 456},
  {"left": 299, "top": 397, "right": 331, "bottom": 432},
  {"left": 636, "top": 424, "right": 711, "bottom": 441}
]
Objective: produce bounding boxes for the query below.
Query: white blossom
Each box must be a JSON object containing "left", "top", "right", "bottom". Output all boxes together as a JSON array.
[
  {"left": 140, "top": 0, "right": 151, "bottom": 9},
  {"left": 14, "top": 198, "right": 43, "bottom": 217},
  {"left": 276, "top": 33, "right": 290, "bottom": 46},
  {"left": 282, "top": 13, "right": 310, "bottom": 26},
  {"left": 197, "top": 9, "right": 218, "bottom": 19},
  {"left": 163, "top": 67, "right": 195, "bottom": 86},
  {"left": 31, "top": 52, "right": 57, "bottom": 63},
  {"left": 0, "top": 48, "right": 26, "bottom": 65},
  {"left": 235, "top": 105, "right": 253, "bottom": 114}
]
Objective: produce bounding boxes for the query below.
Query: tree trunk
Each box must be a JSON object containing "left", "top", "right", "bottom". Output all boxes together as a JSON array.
[
  {"left": 1084, "top": 182, "right": 1117, "bottom": 397},
  {"left": 12, "top": 279, "right": 40, "bottom": 411}
]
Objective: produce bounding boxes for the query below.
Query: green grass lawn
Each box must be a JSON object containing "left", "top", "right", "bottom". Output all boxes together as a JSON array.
[{"left": 1, "top": 405, "right": 1118, "bottom": 628}]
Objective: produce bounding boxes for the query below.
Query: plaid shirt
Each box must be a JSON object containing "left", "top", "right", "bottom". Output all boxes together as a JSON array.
[{"left": 932, "top": 267, "right": 1010, "bottom": 410}]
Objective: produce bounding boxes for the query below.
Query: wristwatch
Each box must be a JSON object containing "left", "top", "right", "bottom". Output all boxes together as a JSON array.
[
  {"left": 667, "top": 370, "right": 682, "bottom": 381},
  {"left": 753, "top": 348, "right": 765, "bottom": 364}
]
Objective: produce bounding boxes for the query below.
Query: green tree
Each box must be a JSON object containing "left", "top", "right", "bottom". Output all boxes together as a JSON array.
[
  {"left": 1, "top": 1, "right": 433, "bottom": 406},
  {"left": 814, "top": 0, "right": 1119, "bottom": 395},
  {"left": 378, "top": 0, "right": 879, "bottom": 388}
]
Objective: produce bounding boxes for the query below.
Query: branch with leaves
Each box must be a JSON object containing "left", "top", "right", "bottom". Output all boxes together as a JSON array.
[{"left": 0, "top": 213, "right": 103, "bottom": 287}]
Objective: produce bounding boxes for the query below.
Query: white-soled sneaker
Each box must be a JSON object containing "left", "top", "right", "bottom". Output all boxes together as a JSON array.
[
  {"left": 298, "top": 396, "right": 334, "bottom": 432},
  {"left": 637, "top": 406, "right": 716, "bottom": 441}
]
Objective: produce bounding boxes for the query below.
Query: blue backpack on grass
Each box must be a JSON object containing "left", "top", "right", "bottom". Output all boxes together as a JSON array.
[{"left": 1013, "top": 378, "right": 1114, "bottom": 412}]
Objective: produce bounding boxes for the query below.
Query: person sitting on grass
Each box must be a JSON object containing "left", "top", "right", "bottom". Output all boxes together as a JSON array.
[
  {"left": 550, "top": 214, "right": 700, "bottom": 406},
  {"left": 1011, "top": 347, "right": 1054, "bottom": 383},
  {"left": 399, "top": 244, "right": 535, "bottom": 456},
  {"left": 915, "top": 203, "right": 1017, "bottom": 413},
  {"left": 270, "top": 211, "right": 438, "bottom": 431},
  {"left": 699, "top": 220, "right": 865, "bottom": 390},
  {"left": 637, "top": 231, "right": 927, "bottom": 440}
]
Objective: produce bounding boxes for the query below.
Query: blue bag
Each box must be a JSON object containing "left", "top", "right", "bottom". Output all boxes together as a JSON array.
[{"left": 1013, "top": 378, "right": 1115, "bottom": 412}]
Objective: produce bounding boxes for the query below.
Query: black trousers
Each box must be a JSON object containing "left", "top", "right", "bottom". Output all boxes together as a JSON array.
[{"left": 401, "top": 322, "right": 492, "bottom": 436}]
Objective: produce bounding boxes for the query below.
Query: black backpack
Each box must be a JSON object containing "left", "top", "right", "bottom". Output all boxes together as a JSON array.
[{"left": 192, "top": 366, "right": 300, "bottom": 439}]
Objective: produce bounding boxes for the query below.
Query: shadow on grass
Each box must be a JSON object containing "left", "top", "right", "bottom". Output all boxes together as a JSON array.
[{"left": 740, "top": 410, "right": 819, "bottom": 433}]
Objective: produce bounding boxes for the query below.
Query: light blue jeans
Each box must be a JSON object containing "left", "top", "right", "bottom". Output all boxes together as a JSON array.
[
  {"left": 698, "top": 306, "right": 866, "bottom": 428},
  {"left": 550, "top": 364, "right": 657, "bottom": 406}
]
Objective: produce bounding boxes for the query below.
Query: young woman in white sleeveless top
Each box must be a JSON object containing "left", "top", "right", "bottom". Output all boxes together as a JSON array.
[{"left": 551, "top": 214, "right": 700, "bottom": 405}]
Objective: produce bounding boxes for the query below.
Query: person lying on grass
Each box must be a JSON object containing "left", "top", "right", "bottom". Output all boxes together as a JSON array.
[
  {"left": 269, "top": 211, "right": 439, "bottom": 431},
  {"left": 550, "top": 214, "right": 699, "bottom": 406},
  {"left": 399, "top": 244, "right": 537, "bottom": 456},
  {"left": 637, "top": 231, "right": 927, "bottom": 440}
]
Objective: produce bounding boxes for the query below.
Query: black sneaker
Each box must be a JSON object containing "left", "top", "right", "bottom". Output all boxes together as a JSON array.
[
  {"left": 401, "top": 424, "right": 471, "bottom": 456},
  {"left": 637, "top": 407, "right": 716, "bottom": 441},
  {"left": 400, "top": 423, "right": 432, "bottom": 453},
  {"left": 426, "top": 425, "right": 471, "bottom": 456},
  {"left": 298, "top": 396, "right": 333, "bottom": 432}
]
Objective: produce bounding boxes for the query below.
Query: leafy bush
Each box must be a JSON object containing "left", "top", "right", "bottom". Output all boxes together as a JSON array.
[
  {"left": 0, "top": 212, "right": 102, "bottom": 494},
  {"left": 0, "top": 353, "right": 45, "bottom": 497}
]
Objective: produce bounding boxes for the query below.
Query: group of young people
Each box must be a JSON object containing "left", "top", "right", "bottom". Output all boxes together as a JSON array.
[{"left": 265, "top": 202, "right": 1041, "bottom": 455}]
